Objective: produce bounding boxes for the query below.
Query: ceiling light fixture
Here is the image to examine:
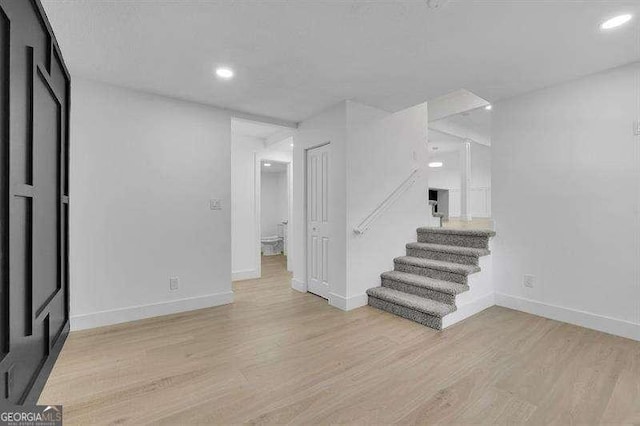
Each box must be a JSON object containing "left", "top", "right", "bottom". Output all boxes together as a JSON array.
[
  {"left": 485, "top": 105, "right": 492, "bottom": 111},
  {"left": 290, "top": 143, "right": 294, "bottom": 147},
  {"left": 215, "top": 66, "right": 234, "bottom": 79},
  {"left": 264, "top": 163, "right": 271, "bottom": 167},
  {"left": 428, "top": 162, "right": 443, "bottom": 168},
  {"left": 601, "top": 14, "right": 632, "bottom": 30}
]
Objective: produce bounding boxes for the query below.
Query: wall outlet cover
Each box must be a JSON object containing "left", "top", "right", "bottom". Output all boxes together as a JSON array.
[
  {"left": 209, "top": 199, "right": 222, "bottom": 210},
  {"left": 169, "top": 277, "right": 180, "bottom": 291},
  {"left": 523, "top": 274, "right": 535, "bottom": 288}
]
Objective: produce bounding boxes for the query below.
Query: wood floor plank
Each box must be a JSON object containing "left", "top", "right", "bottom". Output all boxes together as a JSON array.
[{"left": 39, "top": 255, "right": 640, "bottom": 425}]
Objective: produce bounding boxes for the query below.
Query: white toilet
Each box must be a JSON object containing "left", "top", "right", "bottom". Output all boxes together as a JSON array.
[
  {"left": 261, "top": 223, "right": 286, "bottom": 256},
  {"left": 261, "top": 235, "right": 283, "bottom": 256}
]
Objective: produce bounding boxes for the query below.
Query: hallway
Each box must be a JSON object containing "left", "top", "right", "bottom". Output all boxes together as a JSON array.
[{"left": 39, "top": 256, "right": 639, "bottom": 424}]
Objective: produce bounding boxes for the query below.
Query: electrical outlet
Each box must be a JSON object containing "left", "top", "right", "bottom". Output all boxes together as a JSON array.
[
  {"left": 169, "top": 276, "right": 180, "bottom": 291},
  {"left": 209, "top": 199, "right": 222, "bottom": 210},
  {"left": 523, "top": 274, "right": 535, "bottom": 288}
]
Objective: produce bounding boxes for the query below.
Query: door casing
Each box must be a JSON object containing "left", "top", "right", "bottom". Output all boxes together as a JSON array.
[{"left": 306, "top": 143, "right": 330, "bottom": 299}]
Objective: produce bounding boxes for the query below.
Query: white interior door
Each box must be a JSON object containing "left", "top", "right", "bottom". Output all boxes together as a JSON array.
[{"left": 307, "top": 144, "right": 330, "bottom": 298}]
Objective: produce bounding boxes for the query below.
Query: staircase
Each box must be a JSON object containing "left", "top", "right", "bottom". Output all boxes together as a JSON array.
[{"left": 366, "top": 227, "right": 495, "bottom": 330}]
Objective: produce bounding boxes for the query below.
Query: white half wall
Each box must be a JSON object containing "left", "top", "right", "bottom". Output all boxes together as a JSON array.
[
  {"left": 70, "top": 78, "right": 233, "bottom": 330},
  {"left": 492, "top": 63, "right": 640, "bottom": 341}
]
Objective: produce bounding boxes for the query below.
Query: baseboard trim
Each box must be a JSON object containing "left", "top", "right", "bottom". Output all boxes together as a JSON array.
[
  {"left": 232, "top": 269, "right": 260, "bottom": 281},
  {"left": 328, "top": 292, "right": 368, "bottom": 311},
  {"left": 70, "top": 291, "right": 234, "bottom": 331},
  {"left": 495, "top": 292, "right": 640, "bottom": 342},
  {"left": 442, "top": 292, "right": 495, "bottom": 329},
  {"left": 291, "top": 278, "right": 307, "bottom": 293},
  {"left": 23, "top": 321, "right": 69, "bottom": 405}
]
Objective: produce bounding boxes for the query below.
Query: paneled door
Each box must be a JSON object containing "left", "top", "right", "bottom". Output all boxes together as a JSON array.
[
  {"left": 306, "top": 144, "right": 330, "bottom": 298},
  {"left": 0, "top": 0, "right": 71, "bottom": 405}
]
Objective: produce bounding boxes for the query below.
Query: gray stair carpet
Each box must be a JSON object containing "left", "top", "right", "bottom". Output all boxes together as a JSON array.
[
  {"left": 417, "top": 227, "right": 496, "bottom": 249},
  {"left": 367, "top": 227, "right": 495, "bottom": 330},
  {"left": 406, "top": 242, "right": 489, "bottom": 265}
]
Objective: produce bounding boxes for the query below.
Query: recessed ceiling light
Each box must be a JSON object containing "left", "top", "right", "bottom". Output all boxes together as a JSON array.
[
  {"left": 485, "top": 105, "right": 492, "bottom": 111},
  {"left": 428, "top": 162, "right": 443, "bottom": 168},
  {"left": 290, "top": 143, "right": 294, "bottom": 147},
  {"left": 601, "top": 14, "right": 632, "bottom": 30},
  {"left": 264, "top": 163, "right": 271, "bottom": 167},
  {"left": 215, "top": 66, "right": 234, "bottom": 79}
]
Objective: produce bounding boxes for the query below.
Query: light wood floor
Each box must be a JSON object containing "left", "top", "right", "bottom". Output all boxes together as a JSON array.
[{"left": 40, "top": 255, "right": 640, "bottom": 424}]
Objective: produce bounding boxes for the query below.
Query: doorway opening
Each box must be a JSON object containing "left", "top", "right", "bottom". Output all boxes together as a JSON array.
[
  {"left": 428, "top": 90, "right": 493, "bottom": 230},
  {"left": 259, "top": 159, "right": 291, "bottom": 267},
  {"left": 231, "top": 117, "right": 294, "bottom": 281}
]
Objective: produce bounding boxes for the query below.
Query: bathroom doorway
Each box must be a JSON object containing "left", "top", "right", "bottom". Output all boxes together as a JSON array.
[
  {"left": 258, "top": 159, "right": 292, "bottom": 272},
  {"left": 230, "top": 117, "right": 294, "bottom": 281}
]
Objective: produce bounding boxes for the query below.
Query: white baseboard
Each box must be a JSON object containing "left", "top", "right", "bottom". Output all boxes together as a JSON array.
[
  {"left": 328, "top": 292, "right": 368, "bottom": 311},
  {"left": 232, "top": 269, "right": 260, "bottom": 281},
  {"left": 291, "top": 278, "right": 307, "bottom": 293},
  {"left": 442, "top": 292, "right": 495, "bottom": 329},
  {"left": 495, "top": 292, "right": 640, "bottom": 342},
  {"left": 70, "top": 291, "right": 234, "bottom": 331}
]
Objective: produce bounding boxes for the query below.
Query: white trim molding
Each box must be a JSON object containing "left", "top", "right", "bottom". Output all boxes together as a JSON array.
[
  {"left": 232, "top": 269, "right": 260, "bottom": 281},
  {"left": 442, "top": 292, "right": 495, "bottom": 329},
  {"left": 291, "top": 278, "right": 307, "bottom": 293},
  {"left": 328, "top": 292, "right": 368, "bottom": 311},
  {"left": 496, "top": 292, "right": 640, "bottom": 342},
  {"left": 70, "top": 291, "right": 234, "bottom": 331}
]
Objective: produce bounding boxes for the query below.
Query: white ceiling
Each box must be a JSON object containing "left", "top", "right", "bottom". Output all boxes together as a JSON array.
[
  {"left": 430, "top": 105, "right": 492, "bottom": 148},
  {"left": 42, "top": 1, "right": 639, "bottom": 123}
]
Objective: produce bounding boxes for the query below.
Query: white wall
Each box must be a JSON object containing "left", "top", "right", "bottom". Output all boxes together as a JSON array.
[
  {"left": 346, "top": 101, "right": 430, "bottom": 305},
  {"left": 492, "top": 63, "right": 640, "bottom": 340},
  {"left": 276, "top": 170, "right": 289, "bottom": 229},
  {"left": 231, "top": 134, "right": 263, "bottom": 279},
  {"left": 291, "top": 103, "right": 347, "bottom": 296},
  {"left": 291, "top": 100, "right": 430, "bottom": 310},
  {"left": 260, "top": 170, "right": 287, "bottom": 237},
  {"left": 70, "top": 78, "right": 233, "bottom": 330},
  {"left": 231, "top": 134, "right": 292, "bottom": 280}
]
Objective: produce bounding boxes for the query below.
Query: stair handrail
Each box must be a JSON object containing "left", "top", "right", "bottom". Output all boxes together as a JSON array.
[{"left": 353, "top": 168, "right": 420, "bottom": 235}]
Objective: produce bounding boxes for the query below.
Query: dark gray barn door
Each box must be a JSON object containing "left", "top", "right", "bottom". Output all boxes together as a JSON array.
[{"left": 0, "top": 0, "right": 70, "bottom": 406}]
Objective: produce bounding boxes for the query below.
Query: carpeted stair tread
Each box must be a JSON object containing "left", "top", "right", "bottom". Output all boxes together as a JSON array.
[
  {"left": 366, "top": 287, "right": 455, "bottom": 317},
  {"left": 367, "top": 224, "right": 496, "bottom": 330},
  {"left": 394, "top": 256, "right": 480, "bottom": 275},
  {"left": 381, "top": 271, "right": 468, "bottom": 295},
  {"left": 406, "top": 242, "right": 490, "bottom": 257},
  {"left": 417, "top": 227, "right": 496, "bottom": 237}
]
